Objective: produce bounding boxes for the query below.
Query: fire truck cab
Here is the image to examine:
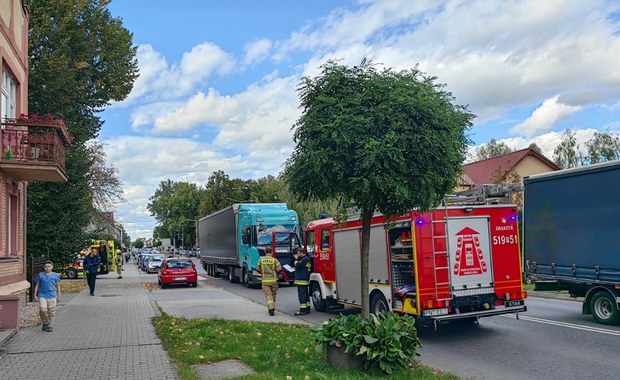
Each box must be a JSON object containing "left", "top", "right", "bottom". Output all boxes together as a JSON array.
[{"left": 305, "top": 201, "right": 527, "bottom": 328}]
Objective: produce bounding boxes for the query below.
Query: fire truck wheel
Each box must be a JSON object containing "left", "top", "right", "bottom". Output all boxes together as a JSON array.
[
  {"left": 591, "top": 292, "right": 620, "bottom": 325},
  {"left": 67, "top": 268, "right": 78, "bottom": 280},
  {"left": 311, "top": 283, "right": 326, "bottom": 312},
  {"left": 370, "top": 292, "right": 388, "bottom": 315}
]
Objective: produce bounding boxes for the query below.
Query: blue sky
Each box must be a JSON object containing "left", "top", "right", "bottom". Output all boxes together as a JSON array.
[{"left": 101, "top": 0, "right": 620, "bottom": 240}]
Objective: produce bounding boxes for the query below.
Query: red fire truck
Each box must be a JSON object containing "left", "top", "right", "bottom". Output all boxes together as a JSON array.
[{"left": 305, "top": 191, "right": 527, "bottom": 328}]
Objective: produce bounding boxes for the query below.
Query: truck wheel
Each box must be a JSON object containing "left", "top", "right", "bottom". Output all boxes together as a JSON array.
[
  {"left": 591, "top": 292, "right": 620, "bottom": 325},
  {"left": 228, "top": 266, "right": 239, "bottom": 283},
  {"left": 311, "top": 282, "right": 326, "bottom": 312},
  {"left": 212, "top": 265, "right": 220, "bottom": 278},
  {"left": 243, "top": 267, "right": 251, "bottom": 288},
  {"left": 370, "top": 292, "right": 389, "bottom": 315},
  {"left": 67, "top": 268, "right": 78, "bottom": 279}
]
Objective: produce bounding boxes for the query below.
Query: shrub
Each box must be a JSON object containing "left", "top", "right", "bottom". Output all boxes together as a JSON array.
[{"left": 314, "top": 312, "right": 422, "bottom": 374}]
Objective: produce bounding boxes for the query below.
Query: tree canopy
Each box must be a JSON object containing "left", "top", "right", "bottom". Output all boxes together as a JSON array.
[
  {"left": 553, "top": 129, "right": 583, "bottom": 169},
  {"left": 474, "top": 139, "right": 513, "bottom": 160},
  {"left": 285, "top": 59, "right": 473, "bottom": 317},
  {"left": 147, "top": 180, "right": 202, "bottom": 248},
  {"left": 26, "top": 0, "right": 138, "bottom": 262},
  {"left": 585, "top": 130, "right": 620, "bottom": 164}
]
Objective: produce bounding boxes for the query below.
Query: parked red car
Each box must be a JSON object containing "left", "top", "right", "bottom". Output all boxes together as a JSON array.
[{"left": 158, "top": 258, "right": 198, "bottom": 288}]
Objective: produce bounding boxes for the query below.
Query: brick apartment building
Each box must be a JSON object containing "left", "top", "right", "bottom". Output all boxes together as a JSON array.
[{"left": 0, "top": 0, "right": 71, "bottom": 329}]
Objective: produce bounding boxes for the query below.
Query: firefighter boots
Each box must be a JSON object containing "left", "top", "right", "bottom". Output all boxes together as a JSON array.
[{"left": 269, "top": 309, "right": 275, "bottom": 316}]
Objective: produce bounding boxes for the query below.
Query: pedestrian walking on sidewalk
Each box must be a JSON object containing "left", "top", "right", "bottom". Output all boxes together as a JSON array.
[
  {"left": 84, "top": 247, "right": 101, "bottom": 296},
  {"left": 257, "top": 247, "right": 282, "bottom": 316},
  {"left": 294, "top": 248, "right": 312, "bottom": 315},
  {"left": 33, "top": 261, "right": 61, "bottom": 332},
  {"left": 115, "top": 250, "right": 123, "bottom": 279}
]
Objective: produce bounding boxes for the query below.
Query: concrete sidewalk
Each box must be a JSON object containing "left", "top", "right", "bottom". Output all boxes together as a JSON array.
[
  {"left": 0, "top": 264, "right": 177, "bottom": 380},
  {"left": 0, "top": 261, "right": 306, "bottom": 380}
]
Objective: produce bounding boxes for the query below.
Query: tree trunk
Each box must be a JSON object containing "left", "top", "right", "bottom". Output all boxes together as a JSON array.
[{"left": 360, "top": 207, "right": 372, "bottom": 318}]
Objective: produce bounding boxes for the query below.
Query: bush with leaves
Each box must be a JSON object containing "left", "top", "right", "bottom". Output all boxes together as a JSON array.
[{"left": 314, "top": 312, "right": 422, "bottom": 374}]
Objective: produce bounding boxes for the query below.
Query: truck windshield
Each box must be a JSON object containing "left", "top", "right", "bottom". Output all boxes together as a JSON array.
[{"left": 256, "top": 224, "right": 297, "bottom": 245}]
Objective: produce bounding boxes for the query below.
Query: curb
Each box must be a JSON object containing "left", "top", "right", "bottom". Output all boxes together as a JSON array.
[
  {"left": 527, "top": 290, "right": 582, "bottom": 302},
  {"left": 0, "top": 329, "right": 16, "bottom": 348}
]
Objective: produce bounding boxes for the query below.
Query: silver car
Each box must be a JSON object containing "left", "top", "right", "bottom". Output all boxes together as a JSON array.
[{"left": 146, "top": 255, "right": 166, "bottom": 274}]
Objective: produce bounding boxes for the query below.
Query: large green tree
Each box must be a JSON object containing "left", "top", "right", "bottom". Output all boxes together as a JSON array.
[
  {"left": 148, "top": 180, "right": 202, "bottom": 248},
  {"left": 26, "top": 0, "right": 138, "bottom": 261},
  {"left": 285, "top": 60, "right": 473, "bottom": 317}
]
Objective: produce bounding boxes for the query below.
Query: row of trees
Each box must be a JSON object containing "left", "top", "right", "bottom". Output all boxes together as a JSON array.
[
  {"left": 475, "top": 131, "right": 620, "bottom": 169},
  {"left": 146, "top": 171, "right": 340, "bottom": 249},
  {"left": 26, "top": 0, "right": 137, "bottom": 264},
  {"left": 553, "top": 129, "right": 620, "bottom": 168}
]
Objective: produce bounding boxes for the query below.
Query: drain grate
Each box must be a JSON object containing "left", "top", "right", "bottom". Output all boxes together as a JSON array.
[{"left": 99, "top": 294, "right": 121, "bottom": 297}]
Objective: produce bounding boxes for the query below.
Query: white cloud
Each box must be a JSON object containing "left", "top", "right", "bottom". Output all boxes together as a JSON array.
[
  {"left": 243, "top": 38, "right": 273, "bottom": 66},
  {"left": 116, "top": 43, "right": 236, "bottom": 107},
  {"left": 511, "top": 97, "right": 582, "bottom": 137},
  {"left": 180, "top": 42, "right": 235, "bottom": 78},
  {"left": 274, "top": 0, "right": 431, "bottom": 60},
  {"left": 278, "top": 0, "right": 620, "bottom": 126},
  {"left": 471, "top": 128, "right": 598, "bottom": 161},
  {"left": 118, "top": 44, "right": 168, "bottom": 105},
  {"left": 153, "top": 89, "right": 240, "bottom": 133}
]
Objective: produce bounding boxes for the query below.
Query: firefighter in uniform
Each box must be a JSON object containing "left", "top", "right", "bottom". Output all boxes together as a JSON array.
[
  {"left": 294, "top": 248, "right": 312, "bottom": 315},
  {"left": 115, "top": 249, "right": 123, "bottom": 279},
  {"left": 257, "top": 247, "right": 282, "bottom": 316}
]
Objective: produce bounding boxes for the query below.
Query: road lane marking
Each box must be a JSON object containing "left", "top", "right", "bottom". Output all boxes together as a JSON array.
[{"left": 501, "top": 314, "right": 620, "bottom": 337}]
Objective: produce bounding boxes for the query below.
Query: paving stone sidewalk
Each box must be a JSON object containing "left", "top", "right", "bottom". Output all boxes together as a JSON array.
[
  {"left": 151, "top": 285, "right": 309, "bottom": 325},
  {"left": 0, "top": 265, "right": 177, "bottom": 380}
]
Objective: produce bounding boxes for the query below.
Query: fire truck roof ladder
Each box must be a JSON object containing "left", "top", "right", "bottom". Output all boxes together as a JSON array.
[
  {"left": 445, "top": 183, "right": 524, "bottom": 205},
  {"left": 431, "top": 208, "right": 452, "bottom": 303}
]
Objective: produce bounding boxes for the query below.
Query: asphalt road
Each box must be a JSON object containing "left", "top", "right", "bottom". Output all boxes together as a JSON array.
[{"left": 188, "top": 259, "right": 620, "bottom": 379}]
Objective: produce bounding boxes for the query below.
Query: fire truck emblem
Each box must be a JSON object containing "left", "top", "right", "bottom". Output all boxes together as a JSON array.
[{"left": 453, "top": 226, "right": 487, "bottom": 276}]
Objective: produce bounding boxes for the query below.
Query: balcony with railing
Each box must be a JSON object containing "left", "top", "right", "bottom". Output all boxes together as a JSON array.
[{"left": 0, "top": 115, "right": 72, "bottom": 182}]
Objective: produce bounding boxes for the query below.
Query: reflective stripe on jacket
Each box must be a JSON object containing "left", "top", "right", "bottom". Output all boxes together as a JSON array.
[
  {"left": 257, "top": 256, "right": 282, "bottom": 283},
  {"left": 294, "top": 255, "right": 312, "bottom": 285}
]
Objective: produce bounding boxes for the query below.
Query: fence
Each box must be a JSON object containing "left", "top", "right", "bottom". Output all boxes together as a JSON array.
[{"left": 27, "top": 255, "right": 49, "bottom": 302}]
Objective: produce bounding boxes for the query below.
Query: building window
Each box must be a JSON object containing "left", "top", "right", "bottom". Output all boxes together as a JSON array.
[{"left": 2, "top": 69, "right": 17, "bottom": 119}]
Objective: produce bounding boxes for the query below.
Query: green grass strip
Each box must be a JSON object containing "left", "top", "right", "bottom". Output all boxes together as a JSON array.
[{"left": 153, "top": 314, "right": 460, "bottom": 380}]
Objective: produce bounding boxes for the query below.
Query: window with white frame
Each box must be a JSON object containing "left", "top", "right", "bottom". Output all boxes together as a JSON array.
[{"left": 2, "top": 69, "right": 16, "bottom": 119}]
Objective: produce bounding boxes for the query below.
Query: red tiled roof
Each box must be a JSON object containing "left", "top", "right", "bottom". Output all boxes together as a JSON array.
[{"left": 463, "top": 148, "right": 560, "bottom": 188}]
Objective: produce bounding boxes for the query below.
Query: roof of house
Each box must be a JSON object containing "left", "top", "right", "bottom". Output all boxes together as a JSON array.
[{"left": 462, "top": 148, "right": 560, "bottom": 188}]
